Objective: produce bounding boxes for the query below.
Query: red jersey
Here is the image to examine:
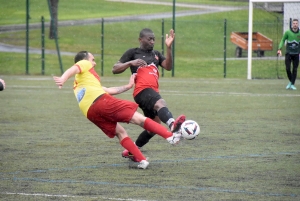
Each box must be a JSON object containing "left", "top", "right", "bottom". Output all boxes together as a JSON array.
[{"left": 133, "top": 64, "right": 159, "bottom": 97}]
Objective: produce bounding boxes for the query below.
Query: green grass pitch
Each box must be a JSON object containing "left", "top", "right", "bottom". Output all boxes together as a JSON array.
[{"left": 0, "top": 75, "right": 299, "bottom": 200}]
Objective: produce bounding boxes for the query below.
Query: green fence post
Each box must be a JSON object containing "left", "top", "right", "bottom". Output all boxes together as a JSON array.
[
  {"left": 224, "top": 19, "right": 227, "bottom": 78},
  {"left": 26, "top": 0, "right": 29, "bottom": 75},
  {"left": 161, "top": 19, "right": 165, "bottom": 77},
  {"left": 41, "top": 16, "right": 45, "bottom": 75},
  {"left": 172, "top": 0, "right": 176, "bottom": 77},
  {"left": 276, "top": 16, "right": 280, "bottom": 79}
]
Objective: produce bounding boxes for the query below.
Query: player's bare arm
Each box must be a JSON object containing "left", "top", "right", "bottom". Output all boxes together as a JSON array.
[
  {"left": 112, "top": 59, "right": 147, "bottom": 74},
  {"left": 161, "top": 29, "right": 175, "bottom": 71},
  {"left": 53, "top": 65, "right": 80, "bottom": 89},
  {"left": 103, "top": 74, "right": 136, "bottom": 95}
]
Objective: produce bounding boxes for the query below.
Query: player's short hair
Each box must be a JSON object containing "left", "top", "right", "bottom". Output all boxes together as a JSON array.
[
  {"left": 139, "top": 28, "right": 153, "bottom": 38},
  {"left": 292, "top": 19, "right": 298, "bottom": 22},
  {"left": 74, "top": 51, "right": 89, "bottom": 63}
]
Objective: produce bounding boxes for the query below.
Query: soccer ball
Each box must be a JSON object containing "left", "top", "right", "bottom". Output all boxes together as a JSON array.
[{"left": 180, "top": 120, "right": 200, "bottom": 140}]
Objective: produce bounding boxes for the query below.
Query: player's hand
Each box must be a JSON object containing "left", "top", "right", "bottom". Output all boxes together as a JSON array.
[
  {"left": 165, "top": 29, "right": 175, "bottom": 48},
  {"left": 128, "top": 73, "right": 137, "bottom": 88},
  {"left": 53, "top": 76, "right": 64, "bottom": 89},
  {"left": 277, "top": 50, "right": 282, "bottom": 56},
  {"left": 131, "top": 59, "right": 147, "bottom": 67}
]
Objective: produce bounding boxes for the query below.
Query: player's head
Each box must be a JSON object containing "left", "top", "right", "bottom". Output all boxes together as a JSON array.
[
  {"left": 292, "top": 19, "right": 299, "bottom": 31},
  {"left": 139, "top": 28, "right": 155, "bottom": 51},
  {"left": 74, "top": 51, "right": 96, "bottom": 67}
]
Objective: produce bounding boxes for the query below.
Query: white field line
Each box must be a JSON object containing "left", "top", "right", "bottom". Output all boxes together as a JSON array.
[
  {"left": 3, "top": 192, "right": 156, "bottom": 201},
  {"left": 7, "top": 85, "right": 300, "bottom": 97},
  {"left": 4, "top": 76, "right": 293, "bottom": 86},
  {"left": 159, "top": 90, "right": 300, "bottom": 97},
  {"left": 5, "top": 76, "right": 282, "bottom": 84}
]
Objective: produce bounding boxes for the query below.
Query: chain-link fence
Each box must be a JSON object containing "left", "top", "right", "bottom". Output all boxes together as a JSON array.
[
  {"left": 95, "top": 17, "right": 285, "bottom": 79},
  {"left": 1, "top": 1, "right": 295, "bottom": 79}
]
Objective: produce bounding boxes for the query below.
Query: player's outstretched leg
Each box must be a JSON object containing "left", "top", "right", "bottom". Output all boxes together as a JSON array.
[
  {"left": 142, "top": 117, "right": 181, "bottom": 145},
  {"left": 122, "top": 114, "right": 183, "bottom": 161}
]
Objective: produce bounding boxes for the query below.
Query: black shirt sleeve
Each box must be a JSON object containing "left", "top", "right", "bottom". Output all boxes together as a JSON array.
[
  {"left": 119, "top": 48, "right": 139, "bottom": 74},
  {"left": 118, "top": 48, "right": 166, "bottom": 74},
  {"left": 119, "top": 48, "right": 135, "bottom": 64}
]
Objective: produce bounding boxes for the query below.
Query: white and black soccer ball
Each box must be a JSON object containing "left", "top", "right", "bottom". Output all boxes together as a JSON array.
[{"left": 180, "top": 120, "right": 200, "bottom": 140}]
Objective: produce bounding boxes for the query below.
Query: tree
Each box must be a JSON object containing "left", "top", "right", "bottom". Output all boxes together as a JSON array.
[{"left": 49, "top": 0, "right": 59, "bottom": 39}]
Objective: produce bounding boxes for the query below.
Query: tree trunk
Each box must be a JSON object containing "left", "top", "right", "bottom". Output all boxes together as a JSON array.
[{"left": 49, "top": 0, "right": 59, "bottom": 39}]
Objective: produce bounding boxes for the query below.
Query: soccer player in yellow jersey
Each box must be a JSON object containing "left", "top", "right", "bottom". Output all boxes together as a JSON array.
[{"left": 53, "top": 51, "right": 181, "bottom": 169}]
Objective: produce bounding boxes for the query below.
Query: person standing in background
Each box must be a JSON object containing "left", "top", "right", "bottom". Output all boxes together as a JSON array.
[{"left": 278, "top": 19, "right": 300, "bottom": 90}]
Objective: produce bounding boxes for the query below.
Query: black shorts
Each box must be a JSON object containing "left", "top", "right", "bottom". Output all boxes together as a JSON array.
[{"left": 134, "top": 88, "right": 162, "bottom": 119}]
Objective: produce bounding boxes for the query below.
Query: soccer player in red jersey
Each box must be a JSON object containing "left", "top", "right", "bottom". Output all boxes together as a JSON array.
[
  {"left": 112, "top": 28, "right": 185, "bottom": 159},
  {"left": 53, "top": 51, "right": 181, "bottom": 169}
]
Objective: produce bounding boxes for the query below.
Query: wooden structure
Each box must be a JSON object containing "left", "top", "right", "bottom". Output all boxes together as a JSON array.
[{"left": 230, "top": 32, "right": 273, "bottom": 57}]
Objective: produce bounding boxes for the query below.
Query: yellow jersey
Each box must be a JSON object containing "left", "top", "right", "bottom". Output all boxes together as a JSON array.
[{"left": 73, "top": 60, "right": 106, "bottom": 116}]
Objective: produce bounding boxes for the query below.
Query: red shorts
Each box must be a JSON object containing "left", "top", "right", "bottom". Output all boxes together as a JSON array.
[{"left": 87, "top": 93, "right": 138, "bottom": 138}]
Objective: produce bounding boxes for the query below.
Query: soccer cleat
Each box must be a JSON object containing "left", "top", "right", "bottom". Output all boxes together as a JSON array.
[
  {"left": 286, "top": 82, "right": 292, "bottom": 89},
  {"left": 122, "top": 149, "right": 138, "bottom": 162},
  {"left": 166, "top": 131, "right": 182, "bottom": 145},
  {"left": 137, "top": 160, "right": 149, "bottom": 169},
  {"left": 290, "top": 85, "right": 297, "bottom": 90},
  {"left": 171, "top": 114, "right": 186, "bottom": 132},
  {"left": 129, "top": 158, "right": 149, "bottom": 169}
]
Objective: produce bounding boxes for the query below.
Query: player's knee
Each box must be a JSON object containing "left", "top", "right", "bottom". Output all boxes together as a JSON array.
[
  {"left": 154, "top": 99, "right": 167, "bottom": 110},
  {"left": 130, "top": 112, "right": 146, "bottom": 126}
]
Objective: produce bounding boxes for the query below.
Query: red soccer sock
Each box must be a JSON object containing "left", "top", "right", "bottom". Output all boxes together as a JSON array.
[
  {"left": 120, "top": 137, "right": 146, "bottom": 162},
  {"left": 143, "top": 118, "right": 172, "bottom": 139}
]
